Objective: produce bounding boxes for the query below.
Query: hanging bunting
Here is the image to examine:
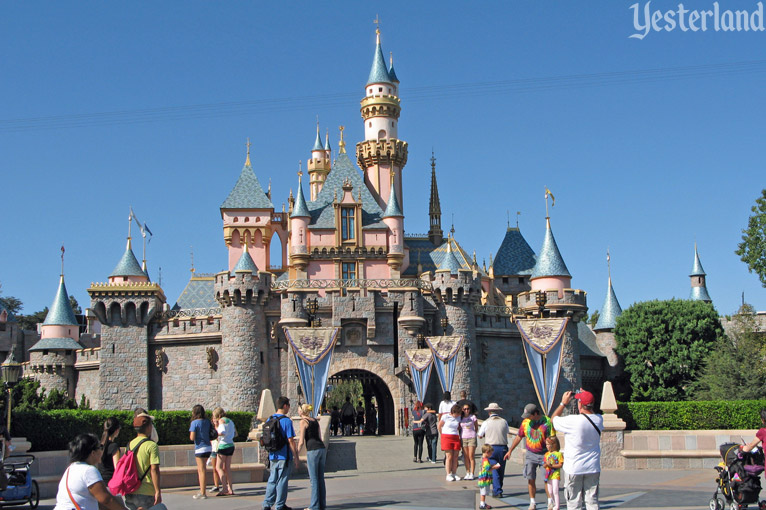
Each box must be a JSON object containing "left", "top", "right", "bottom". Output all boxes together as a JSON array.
[
  {"left": 515, "top": 318, "right": 569, "bottom": 415},
  {"left": 405, "top": 349, "right": 433, "bottom": 403},
  {"left": 284, "top": 327, "right": 340, "bottom": 417},
  {"left": 425, "top": 335, "right": 464, "bottom": 393}
]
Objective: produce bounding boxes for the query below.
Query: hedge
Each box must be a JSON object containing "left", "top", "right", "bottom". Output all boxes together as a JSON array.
[
  {"left": 12, "top": 410, "right": 255, "bottom": 452},
  {"left": 616, "top": 400, "right": 766, "bottom": 430}
]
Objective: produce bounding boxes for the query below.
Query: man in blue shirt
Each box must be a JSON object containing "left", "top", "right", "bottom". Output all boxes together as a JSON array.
[{"left": 263, "top": 396, "right": 300, "bottom": 510}]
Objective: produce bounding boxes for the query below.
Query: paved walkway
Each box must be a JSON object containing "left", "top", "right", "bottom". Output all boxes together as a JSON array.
[{"left": 37, "top": 435, "right": 723, "bottom": 509}]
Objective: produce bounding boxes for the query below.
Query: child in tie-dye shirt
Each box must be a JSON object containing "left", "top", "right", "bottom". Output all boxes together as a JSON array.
[
  {"left": 544, "top": 437, "right": 564, "bottom": 510},
  {"left": 478, "top": 444, "right": 500, "bottom": 509}
]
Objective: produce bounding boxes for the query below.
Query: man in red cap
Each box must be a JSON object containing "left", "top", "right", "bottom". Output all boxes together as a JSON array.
[
  {"left": 551, "top": 390, "right": 603, "bottom": 510},
  {"left": 125, "top": 414, "right": 161, "bottom": 510}
]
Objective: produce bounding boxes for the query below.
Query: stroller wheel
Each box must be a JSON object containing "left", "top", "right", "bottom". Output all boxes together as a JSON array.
[
  {"left": 729, "top": 502, "right": 740, "bottom": 510},
  {"left": 710, "top": 498, "right": 722, "bottom": 510}
]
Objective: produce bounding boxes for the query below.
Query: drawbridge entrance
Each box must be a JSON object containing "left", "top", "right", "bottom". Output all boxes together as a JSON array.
[{"left": 329, "top": 369, "right": 395, "bottom": 435}]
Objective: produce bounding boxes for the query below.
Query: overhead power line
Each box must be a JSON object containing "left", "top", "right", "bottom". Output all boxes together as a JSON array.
[{"left": 0, "top": 60, "right": 764, "bottom": 133}]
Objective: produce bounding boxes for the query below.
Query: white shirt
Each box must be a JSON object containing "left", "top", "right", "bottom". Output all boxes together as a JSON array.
[
  {"left": 438, "top": 400, "right": 456, "bottom": 417},
  {"left": 478, "top": 414, "right": 510, "bottom": 445},
  {"left": 552, "top": 413, "right": 604, "bottom": 475},
  {"left": 440, "top": 414, "right": 461, "bottom": 435},
  {"left": 54, "top": 463, "right": 102, "bottom": 510}
]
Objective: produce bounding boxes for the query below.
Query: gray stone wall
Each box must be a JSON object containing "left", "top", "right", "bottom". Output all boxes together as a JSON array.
[
  {"left": 149, "top": 343, "right": 221, "bottom": 410},
  {"left": 99, "top": 322, "right": 150, "bottom": 410},
  {"left": 75, "top": 368, "right": 100, "bottom": 407},
  {"left": 28, "top": 352, "right": 74, "bottom": 396}
]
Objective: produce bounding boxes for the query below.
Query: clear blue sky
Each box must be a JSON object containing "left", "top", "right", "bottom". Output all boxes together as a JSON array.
[{"left": 1, "top": 1, "right": 764, "bottom": 317}]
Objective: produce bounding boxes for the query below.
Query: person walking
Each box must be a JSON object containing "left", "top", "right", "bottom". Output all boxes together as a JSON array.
[
  {"left": 551, "top": 390, "right": 604, "bottom": 510},
  {"left": 544, "top": 437, "right": 564, "bottom": 510},
  {"left": 330, "top": 407, "right": 340, "bottom": 437},
  {"left": 189, "top": 404, "right": 214, "bottom": 499},
  {"left": 438, "top": 391, "right": 456, "bottom": 420},
  {"left": 459, "top": 402, "right": 478, "bottom": 479},
  {"left": 340, "top": 397, "right": 356, "bottom": 436},
  {"left": 125, "top": 414, "right": 162, "bottom": 510},
  {"left": 506, "top": 403, "right": 556, "bottom": 510},
  {"left": 477, "top": 403, "right": 510, "bottom": 498},
  {"left": 439, "top": 404, "right": 463, "bottom": 481},
  {"left": 356, "top": 402, "right": 365, "bottom": 435},
  {"left": 212, "top": 407, "right": 237, "bottom": 496},
  {"left": 98, "top": 418, "right": 122, "bottom": 487},
  {"left": 53, "top": 433, "right": 135, "bottom": 510},
  {"left": 262, "top": 396, "right": 300, "bottom": 510},
  {"left": 423, "top": 403, "right": 439, "bottom": 463},
  {"left": 411, "top": 401, "right": 426, "bottom": 463},
  {"left": 298, "top": 404, "right": 327, "bottom": 510},
  {"left": 477, "top": 444, "right": 501, "bottom": 510}
]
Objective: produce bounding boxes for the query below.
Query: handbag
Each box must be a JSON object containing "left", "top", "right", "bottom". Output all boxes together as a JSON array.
[
  {"left": 208, "top": 419, "right": 218, "bottom": 441},
  {"left": 65, "top": 466, "right": 82, "bottom": 510}
]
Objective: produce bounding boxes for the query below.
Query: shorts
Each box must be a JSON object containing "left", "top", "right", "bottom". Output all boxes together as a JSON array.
[
  {"left": 461, "top": 437, "right": 477, "bottom": 448},
  {"left": 195, "top": 451, "right": 212, "bottom": 459},
  {"left": 523, "top": 451, "right": 545, "bottom": 480},
  {"left": 441, "top": 434, "right": 461, "bottom": 451},
  {"left": 217, "top": 445, "right": 235, "bottom": 457}
]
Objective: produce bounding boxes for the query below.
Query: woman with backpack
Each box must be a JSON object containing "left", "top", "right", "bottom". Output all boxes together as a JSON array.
[
  {"left": 298, "top": 404, "right": 327, "bottom": 510},
  {"left": 189, "top": 404, "right": 215, "bottom": 500},
  {"left": 212, "top": 407, "right": 237, "bottom": 496},
  {"left": 99, "top": 418, "right": 122, "bottom": 486}
]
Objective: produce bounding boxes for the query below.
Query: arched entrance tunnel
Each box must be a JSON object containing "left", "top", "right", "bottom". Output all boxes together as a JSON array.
[{"left": 328, "top": 369, "right": 395, "bottom": 435}]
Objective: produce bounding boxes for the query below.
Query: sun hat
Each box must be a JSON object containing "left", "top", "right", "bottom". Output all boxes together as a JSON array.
[{"left": 484, "top": 403, "right": 503, "bottom": 413}]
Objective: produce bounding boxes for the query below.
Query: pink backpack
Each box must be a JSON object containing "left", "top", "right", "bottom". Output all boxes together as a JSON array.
[{"left": 108, "top": 438, "right": 151, "bottom": 496}]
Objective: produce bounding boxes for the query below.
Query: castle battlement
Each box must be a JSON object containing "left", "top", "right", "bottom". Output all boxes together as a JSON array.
[
  {"left": 214, "top": 270, "right": 271, "bottom": 307},
  {"left": 517, "top": 288, "right": 588, "bottom": 316},
  {"left": 427, "top": 269, "right": 482, "bottom": 305}
]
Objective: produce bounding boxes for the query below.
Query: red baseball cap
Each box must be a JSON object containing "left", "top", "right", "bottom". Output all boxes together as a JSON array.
[{"left": 574, "top": 390, "right": 595, "bottom": 406}]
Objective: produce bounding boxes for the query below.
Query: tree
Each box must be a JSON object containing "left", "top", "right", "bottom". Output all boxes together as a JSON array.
[
  {"left": 736, "top": 189, "right": 766, "bottom": 287},
  {"left": 17, "top": 308, "right": 48, "bottom": 331},
  {"left": 325, "top": 380, "right": 364, "bottom": 411},
  {"left": 588, "top": 310, "right": 600, "bottom": 329},
  {"left": 690, "top": 304, "right": 766, "bottom": 400},
  {"left": 0, "top": 282, "right": 23, "bottom": 317},
  {"left": 69, "top": 295, "right": 82, "bottom": 315},
  {"left": 614, "top": 299, "right": 724, "bottom": 401}
]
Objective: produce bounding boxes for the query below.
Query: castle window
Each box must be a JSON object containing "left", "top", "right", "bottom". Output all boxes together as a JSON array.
[
  {"left": 502, "top": 277, "right": 509, "bottom": 285},
  {"left": 369, "top": 122, "right": 372, "bottom": 127},
  {"left": 368, "top": 88, "right": 372, "bottom": 94},
  {"left": 518, "top": 277, "right": 524, "bottom": 284},
  {"left": 342, "top": 262, "right": 357, "bottom": 280},
  {"left": 341, "top": 208, "right": 355, "bottom": 241},
  {"left": 233, "top": 217, "right": 238, "bottom": 223},
  {"left": 378, "top": 130, "right": 386, "bottom": 140},
  {"left": 388, "top": 88, "right": 391, "bottom": 94},
  {"left": 123, "top": 277, "right": 128, "bottom": 282},
  {"left": 378, "top": 87, "right": 382, "bottom": 92},
  {"left": 391, "top": 121, "right": 394, "bottom": 127}
]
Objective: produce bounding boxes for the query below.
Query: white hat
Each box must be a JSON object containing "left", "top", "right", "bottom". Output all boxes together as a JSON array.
[{"left": 484, "top": 403, "right": 503, "bottom": 413}]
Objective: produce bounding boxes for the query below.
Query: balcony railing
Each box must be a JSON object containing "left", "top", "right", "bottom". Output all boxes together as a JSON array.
[
  {"left": 271, "top": 278, "right": 432, "bottom": 292},
  {"left": 473, "top": 304, "right": 520, "bottom": 317},
  {"left": 161, "top": 307, "right": 222, "bottom": 319}
]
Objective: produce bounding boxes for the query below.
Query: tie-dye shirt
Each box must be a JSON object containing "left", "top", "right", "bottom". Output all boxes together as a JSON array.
[
  {"left": 544, "top": 451, "right": 563, "bottom": 481},
  {"left": 478, "top": 456, "right": 498, "bottom": 487},
  {"left": 518, "top": 416, "right": 555, "bottom": 454}
]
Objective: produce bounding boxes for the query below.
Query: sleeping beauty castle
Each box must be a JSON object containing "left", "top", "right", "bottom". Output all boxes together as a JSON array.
[{"left": 0, "top": 29, "right": 712, "bottom": 434}]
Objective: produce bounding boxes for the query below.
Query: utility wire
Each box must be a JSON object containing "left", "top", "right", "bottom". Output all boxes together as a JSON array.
[{"left": 1, "top": 60, "right": 764, "bottom": 133}]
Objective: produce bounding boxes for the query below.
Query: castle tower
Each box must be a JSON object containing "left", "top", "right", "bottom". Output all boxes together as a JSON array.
[
  {"left": 89, "top": 234, "right": 166, "bottom": 410},
  {"left": 492, "top": 224, "right": 536, "bottom": 305},
  {"left": 289, "top": 172, "right": 311, "bottom": 274},
  {"left": 428, "top": 152, "right": 443, "bottom": 246},
  {"left": 214, "top": 245, "right": 271, "bottom": 411},
  {"left": 382, "top": 170, "right": 404, "bottom": 277},
  {"left": 220, "top": 144, "right": 276, "bottom": 272},
  {"left": 29, "top": 272, "right": 82, "bottom": 397},
  {"left": 307, "top": 124, "right": 331, "bottom": 201},
  {"left": 689, "top": 244, "right": 712, "bottom": 303},
  {"left": 430, "top": 238, "right": 483, "bottom": 404},
  {"left": 594, "top": 255, "right": 623, "bottom": 379},
  {"left": 529, "top": 218, "right": 572, "bottom": 295},
  {"left": 356, "top": 29, "right": 408, "bottom": 209}
]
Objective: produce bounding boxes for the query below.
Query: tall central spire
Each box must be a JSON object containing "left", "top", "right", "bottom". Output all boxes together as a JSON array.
[{"left": 428, "top": 151, "right": 443, "bottom": 246}]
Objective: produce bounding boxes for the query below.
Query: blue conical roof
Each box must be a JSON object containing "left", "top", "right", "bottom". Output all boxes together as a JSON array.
[
  {"left": 324, "top": 134, "right": 332, "bottom": 152},
  {"left": 690, "top": 246, "right": 706, "bottom": 277},
  {"left": 690, "top": 285, "right": 712, "bottom": 302},
  {"left": 221, "top": 161, "right": 274, "bottom": 210},
  {"left": 388, "top": 60, "right": 399, "bottom": 83},
  {"left": 594, "top": 278, "right": 622, "bottom": 331},
  {"left": 367, "top": 35, "right": 392, "bottom": 85},
  {"left": 312, "top": 129, "right": 324, "bottom": 152},
  {"left": 109, "top": 240, "right": 147, "bottom": 278},
  {"left": 234, "top": 248, "right": 258, "bottom": 272},
  {"left": 383, "top": 181, "right": 403, "bottom": 218},
  {"left": 531, "top": 219, "right": 571, "bottom": 279},
  {"left": 437, "top": 241, "right": 462, "bottom": 275},
  {"left": 291, "top": 179, "right": 311, "bottom": 218},
  {"left": 43, "top": 276, "right": 78, "bottom": 326},
  {"left": 493, "top": 227, "right": 536, "bottom": 276}
]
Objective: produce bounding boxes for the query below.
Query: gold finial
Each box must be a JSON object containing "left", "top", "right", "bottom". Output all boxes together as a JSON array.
[
  {"left": 298, "top": 161, "right": 303, "bottom": 181},
  {"left": 245, "top": 138, "right": 252, "bottom": 166},
  {"left": 60, "top": 244, "right": 65, "bottom": 278},
  {"left": 338, "top": 125, "right": 346, "bottom": 154},
  {"left": 544, "top": 187, "right": 555, "bottom": 219},
  {"left": 190, "top": 245, "right": 195, "bottom": 274},
  {"left": 390, "top": 168, "right": 396, "bottom": 185},
  {"left": 390, "top": 51, "right": 393, "bottom": 67},
  {"left": 607, "top": 248, "right": 611, "bottom": 283},
  {"left": 374, "top": 14, "right": 381, "bottom": 38},
  {"left": 316, "top": 116, "right": 319, "bottom": 134}
]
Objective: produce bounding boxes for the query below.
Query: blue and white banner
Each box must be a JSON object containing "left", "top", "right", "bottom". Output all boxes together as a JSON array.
[
  {"left": 405, "top": 349, "right": 433, "bottom": 403},
  {"left": 284, "top": 327, "right": 340, "bottom": 418},
  {"left": 425, "top": 336, "right": 464, "bottom": 393},
  {"left": 515, "top": 318, "right": 569, "bottom": 415}
]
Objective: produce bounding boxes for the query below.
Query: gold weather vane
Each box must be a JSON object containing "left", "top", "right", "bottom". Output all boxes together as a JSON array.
[
  {"left": 517, "top": 211, "right": 521, "bottom": 228},
  {"left": 607, "top": 248, "right": 611, "bottom": 281},
  {"left": 544, "top": 187, "right": 555, "bottom": 218},
  {"left": 298, "top": 160, "right": 303, "bottom": 181},
  {"left": 246, "top": 138, "right": 252, "bottom": 166},
  {"left": 60, "top": 244, "right": 65, "bottom": 277},
  {"left": 338, "top": 126, "right": 346, "bottom": 154},
  {"left": 374, "top": 14, "right": 381, "bottom": 33},
  {"left": 190, "top": 246, "right": 195, "bottom": 274}
]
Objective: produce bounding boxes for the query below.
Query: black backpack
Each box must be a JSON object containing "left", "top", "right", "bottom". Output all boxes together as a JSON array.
[{"left": 260, "top": 415, "right": 288, "bottom": 452}]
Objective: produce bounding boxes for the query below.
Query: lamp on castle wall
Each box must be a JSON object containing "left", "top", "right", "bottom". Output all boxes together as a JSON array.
[
  {"left": 416, "top": 333, "right": 426, "bottom": 349},
  {"left": 1, "top": 348, "right": 21, "bottom": 433},
  {"left": 536, "top": 290, "right": 547, "bottom": 317},
  {"left": 306, "top": 297, "right": 321, "bottom": 328},
  {"left": 440, "top": 315, "right": 449, "bottom": 330}
]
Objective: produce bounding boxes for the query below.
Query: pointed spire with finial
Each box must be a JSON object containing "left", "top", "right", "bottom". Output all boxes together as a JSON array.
[
  {"left": 367, "top": 16, "right": 393, "bottom": 85},
  {"left": 291, "top": 162, "right": 311, "bottom": 218},
  {"left": 689, "top": 243, "right": 712, "bottom": 302},
  {"left": 437, "top": 238, "right": 462, "bottom": 275},
  {"left": 245, "top": 138, "right": 252, "bottom": 166},
  {"left": 530, "top": 216, "right": 571, "bottom": 280},
  {"left": 234, "top": 237, "right": 258, "bottom": 273},
  {"left": 44, "top": 253, "right": 78, "bottom": 327},
  {"left": 595, "top": 249, "right": 623, "bottom": 331},
  {"left": 338, "top": 125, "right": 346, "bottom": 154},
  {"left": 383, "top": 169, "right": 403, "bottom": 218},
  {"left": 388, "top": 52, "right": 399, "bottom": 83},
  {"left": 312, "top": 120, "right": 324, "bottom": 152},
  {"left": 428, "top": 150, "right": 443, "bottom": 246}
]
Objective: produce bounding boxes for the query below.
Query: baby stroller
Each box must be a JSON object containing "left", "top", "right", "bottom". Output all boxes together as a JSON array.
[
  {"left": 0, "top": 455, "right": 39, "bottom": 508},
  {"left": 710, "top": 443, "right": 766, "bottom": 510}
]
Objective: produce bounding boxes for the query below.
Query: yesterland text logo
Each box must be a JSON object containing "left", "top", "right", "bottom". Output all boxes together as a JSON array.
[{"left": 630, "top": 1, "right": 766, "bottom": 39}]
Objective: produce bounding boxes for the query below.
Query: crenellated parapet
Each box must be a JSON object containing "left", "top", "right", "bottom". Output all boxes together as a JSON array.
[
  {"left": 517, "top": 288, "right": 588, "bottom": 319},
  {"left": 427, "top": 269, "right": 482, "bottom": 306},
  {"left": 356, "top": 139, "right": 408, "bottom": 169},
  {"left": 88, "top": 282, "right": 165, "bottom": 326},
  {"left": 214, "top": 271, "right": 272, "bottom": 307},
  {"left": 360, "top": 94, "right": 401, "bottom": 120}
]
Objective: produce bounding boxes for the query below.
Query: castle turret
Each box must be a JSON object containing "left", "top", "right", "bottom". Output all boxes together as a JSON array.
[
  {"left": 89, "top": 235, "right": 166, "bottom": 410},
  {"left": 382, "top": 170, "right": 404, "bottom": 276},
  {"left": 594, "top": 255, "right": 623, "bottom": 379},
  {"left": 29, "top": 273, "right": 82, "bottom": 397},
  {"left": 307, "top": 124, "right": 331, "bottom": 201},
  {"left": 529, "top": 218, "right": 572, "bottom": 295},
  {"left": 492, "top": 224, "right": 536, "bottom": 305},
  {"left": 357, "top": 29, "right": 408, "bottom": 209},
  {"left": 289, "top": 172, "right": 311, "bottom": 273},
  {"left": 428, "top": 153, "right": 443, "bottom": 246},
  {"left": 689, "top": 244, "right": 712, "bottom": 303}
]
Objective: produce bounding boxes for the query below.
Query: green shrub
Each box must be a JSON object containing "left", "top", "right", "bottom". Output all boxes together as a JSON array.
[
  {"left": 12, "top": 409, "right": 254, "bottom": 452},
  {"left": 617, "top": 400, "right": 766, "bottom": 430}
]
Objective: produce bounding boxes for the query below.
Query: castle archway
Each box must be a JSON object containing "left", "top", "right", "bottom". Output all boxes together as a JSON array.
[{"left": 329, "top": 369, "right": 396, "bottom": 435}]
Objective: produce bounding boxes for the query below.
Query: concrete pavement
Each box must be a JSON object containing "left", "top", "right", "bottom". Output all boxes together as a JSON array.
[{"left": 36, "top": 435, "right": 725, "bottom": 509}]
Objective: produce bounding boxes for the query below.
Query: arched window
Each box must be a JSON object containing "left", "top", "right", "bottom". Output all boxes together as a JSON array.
[{"left": 378, "top": 129, "right": 386, "bottom": 140}]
